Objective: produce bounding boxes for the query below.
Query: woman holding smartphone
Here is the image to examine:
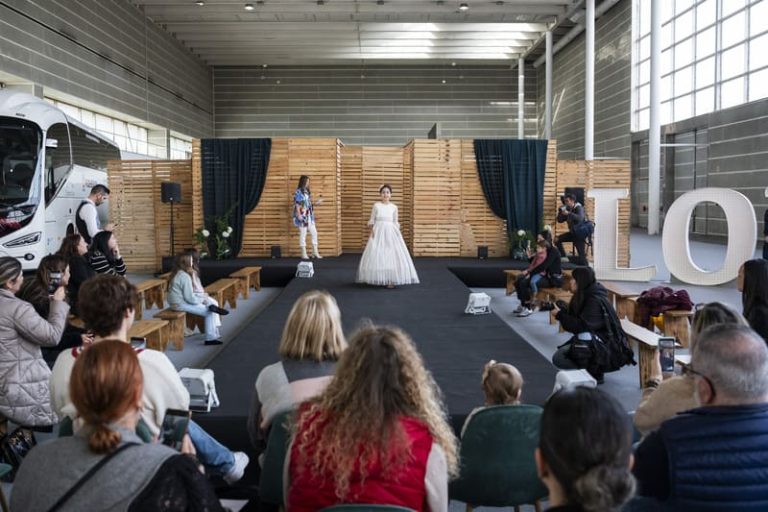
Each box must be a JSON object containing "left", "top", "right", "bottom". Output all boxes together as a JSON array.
[{"left": 12, "top": 340, "right": 225, "bottom": 512}]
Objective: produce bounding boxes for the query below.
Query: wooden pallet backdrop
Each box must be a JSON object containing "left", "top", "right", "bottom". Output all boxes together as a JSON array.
[
  {"left": 108, "top": 159, "right": 197, "bottom": 271},
  {"left": 110, "top": 138, "right": 628, "bottom": 270}
]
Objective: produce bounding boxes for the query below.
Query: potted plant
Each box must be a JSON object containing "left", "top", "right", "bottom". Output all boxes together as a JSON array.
[{"left": 509, "top": 229, "right": 534, "bottom": 261}]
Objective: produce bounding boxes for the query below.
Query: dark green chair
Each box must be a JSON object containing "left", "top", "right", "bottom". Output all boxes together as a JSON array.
[
  {"left": 58, "top": 416, "right": 153, "bottom": 443},
  {"left": 0, "top": 463, "right": 11, "bottom": 512},
  {"left": 450, "top": 404, "right": 548, "bottom": 511},
  {"left": 319, "top": 506, "right": 415, "bottom": 512},
  {"left": 259, "top": 410, "right": 293, "bottom": 506}
]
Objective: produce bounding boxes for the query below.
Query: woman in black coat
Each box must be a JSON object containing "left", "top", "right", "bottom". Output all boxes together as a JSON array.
[
  {"left": 739, "top": 259, "right": 768, "bottom": 343},
  {"left": 57, "top": 233, "right": 96, "bottom": 315},
  {"left": 551, "top": 267, "right": 632, "bottom": 382}
]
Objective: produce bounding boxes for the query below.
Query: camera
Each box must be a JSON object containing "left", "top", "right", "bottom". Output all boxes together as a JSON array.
[
  {"left": 48, "top": 271, "right": 62, "bottom": 295},
  {"left": 555, "top": 299, "right": 568, "bottom": 310}
]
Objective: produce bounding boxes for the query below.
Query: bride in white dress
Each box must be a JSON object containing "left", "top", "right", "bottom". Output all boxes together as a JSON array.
[{"left": 356, "top": 185, "right": 420, "bottom": 287}]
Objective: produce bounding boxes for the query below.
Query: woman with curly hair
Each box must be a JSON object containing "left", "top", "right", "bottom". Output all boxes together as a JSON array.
[{"left": 286, "top": 324, "right": 458, "bottom": 511}]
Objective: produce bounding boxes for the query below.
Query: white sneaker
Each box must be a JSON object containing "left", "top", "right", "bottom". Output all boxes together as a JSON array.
[
  {"left": 512, "top": 305, "right": 524, "bottom": 314},
  {"left": 223, "top": 451, "right": 250, "bottom": 485},
  {"left": 516, "top": 308, "right": 533, "bottom": 317}
]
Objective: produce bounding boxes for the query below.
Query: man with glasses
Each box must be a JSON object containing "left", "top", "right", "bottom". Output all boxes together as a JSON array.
[{"left": 633, "top": 323, "right": 768, "bottom": 510}]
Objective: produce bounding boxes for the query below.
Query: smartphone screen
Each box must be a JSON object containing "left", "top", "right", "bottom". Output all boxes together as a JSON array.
[
  {"left": 659, "top": 337, "right": 676, "bottom": 374},
  {"left": 130, "top": 336, "right": 147, "bottom": 350},
  {"left": 160, "top": 409, "right": 191, "bottom": 451}
]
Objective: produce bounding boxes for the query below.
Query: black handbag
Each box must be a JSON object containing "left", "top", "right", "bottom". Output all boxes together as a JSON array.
[{"left": 0, "top": 426, "right": 37, "bottom": 482}]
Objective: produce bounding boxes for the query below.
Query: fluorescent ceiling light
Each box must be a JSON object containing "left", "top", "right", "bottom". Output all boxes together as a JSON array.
[
  {"left": 244, "top": 3, "right": 254, "bottom": 10},
  {"left": 459, "top": 3, "right": 469, "bottom": 11}
]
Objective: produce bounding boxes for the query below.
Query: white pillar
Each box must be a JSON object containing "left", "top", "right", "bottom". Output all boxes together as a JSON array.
[
  {"left": 585, "top": 0, "right": 595, "bottom": 160},
  {"left": 648, "top": 0, "right": 662, "bottom": 235},
  {"left": 545, "top": 30, "right": 553, "bottom": 140},
  {"left": 518, "top": 57, "right": 525, "bottom": 138}
]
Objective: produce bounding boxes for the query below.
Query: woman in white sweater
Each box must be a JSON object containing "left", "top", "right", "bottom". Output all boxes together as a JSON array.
[{"left": 167, "top": 253, "right": 227, "bottom": 346}]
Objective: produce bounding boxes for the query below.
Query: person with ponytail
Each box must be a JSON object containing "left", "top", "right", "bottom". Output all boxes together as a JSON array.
[
  {"left": 536, "top": 387, "right": 636, "bottom": 512},
  {"left": 11, "top": 340, "right": 224, "bottom": 511}
]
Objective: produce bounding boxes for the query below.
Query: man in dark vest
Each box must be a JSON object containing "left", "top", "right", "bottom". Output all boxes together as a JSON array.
[
  {"left": 75, "top": 184, "right": 113, "bottom": 245},
  {"left": 633, "top": 323, "right": 768, "bottom": 511}
]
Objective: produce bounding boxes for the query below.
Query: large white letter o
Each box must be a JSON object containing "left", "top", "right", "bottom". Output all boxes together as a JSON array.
[{"left": 662, "top": 188, "right": 756, "bottom": 285}]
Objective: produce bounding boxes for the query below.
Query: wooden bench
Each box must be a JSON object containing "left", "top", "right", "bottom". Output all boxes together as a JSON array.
[
  {"left": 128, "top": 319, "right": 169, "bottom": 352},
  {"left": 505, "top": 268, "right": 573, "bottom": 296},
  {"left": 601, "top": 282, "right": 641, "bottom": 323},
  {"left": 187, "top": 313, "right": 204, "bottom": 333},
  {"left": 545, "top": 289, "right": 572, "bottom": 329},
  {"left": 134, "top": 279, "right": 168, "bottom": 320},
  {"left": 229, "top": 266, "right": 262, "bottom": 299},
  {"left": 154, "top": 309, "right": 186, "bottom": 351},
  {"left": 68, "top": 314, "right": 85, "bottom": 330},
  {"left": 663, "top": 309, "right": 693, "bottom": 348},
  {"left": 205, "top": 278, "right": 239, "bottom": 310},
  {"left": 157, "top": 272, "right": 172, "bottom": 284},
  {"left": 620, "top": 317, "right": 661, "bottom": 388}
]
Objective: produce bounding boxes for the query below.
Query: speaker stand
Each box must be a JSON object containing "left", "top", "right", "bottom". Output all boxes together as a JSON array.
[{"left": 169, "top": 200, "right": 176, "bottom": 257}]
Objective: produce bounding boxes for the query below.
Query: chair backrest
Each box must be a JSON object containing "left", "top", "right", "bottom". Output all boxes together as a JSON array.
[
  {"left": 58, "top": 416, "right": 153, "bottom": 443},
  {"left": 259, "top": 410, "right": 292, "bottom": 506},
  {"left": 449, "top": 404, "right": 548, "bottom": 507},
  {"left": 319, "top": 506, "right": 415, "bottom": 512}
]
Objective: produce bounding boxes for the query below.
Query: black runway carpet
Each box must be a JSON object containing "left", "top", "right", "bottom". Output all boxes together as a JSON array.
[{"left": 196, "top": 255, "right": 557, "bottom": 441}]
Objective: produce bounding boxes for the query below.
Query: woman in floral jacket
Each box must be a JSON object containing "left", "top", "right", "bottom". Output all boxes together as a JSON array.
[{"left": 293, "top": 175, "right": 323, "bottom": 260}]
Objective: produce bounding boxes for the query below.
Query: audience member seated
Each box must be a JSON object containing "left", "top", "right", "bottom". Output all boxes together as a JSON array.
[
  {"left": 552, "top": 266, "right": 634, "bottom": 383},
  {"left": 461, "top": 360, "right": 524, "bottom": 437},
  {"left": 167, "top": 253, "right": 226, "bottom": 346},
  {"left": 286, "top": 324, "right": 458, "bottom": 511},
  {"left": 633, "top": 324, "right": 768, "bottom": 510},
  {"left": 0, "top": 256, "right": 68, "bottom": 428},
  {"left": 49, "top": 275, "right": 249, "bottom": 484},
  {"left": 247, "top": 290, "right": 346, "bottom": 459},
  {"left": 12, "top": 340, "right": 225, "bottom": 512},
  {"left": 184, "top": 248, "right": 227, "bottom": 331},
  {"left": 738, "top": 259, "right": 768, "bottom": 343},
  {"left": 57, "top": 233, "right": 96, "bottom": 315},
  {"left": 514, "top": 239, "right": 563, "bottom": 318},
  {"left": 87, "top": 230, "right": 126, "bottom": 276},
  {"left": 17, "top": 254, "right": 92, "bottom": 366},
  {"left": 537, "top": 387, "right": 636, "bottom": 512},
  {"left": 633, "top": 302, "right": 748, "bottom": 436}
]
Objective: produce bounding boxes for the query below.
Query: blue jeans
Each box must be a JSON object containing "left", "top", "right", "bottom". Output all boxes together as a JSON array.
[
  {"left": 173, "top": 302, "right": 218, "bottom": 341},
  {"left": 188, "top": 420, "right": 235, "bottom": 477},
  {"left": 529, "top": 273, "right": 543, "bottom": 294}
]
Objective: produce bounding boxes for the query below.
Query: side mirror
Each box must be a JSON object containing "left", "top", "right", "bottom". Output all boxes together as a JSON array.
[{"left": 45, "top": 138, "right": 59, "bottom": 148}]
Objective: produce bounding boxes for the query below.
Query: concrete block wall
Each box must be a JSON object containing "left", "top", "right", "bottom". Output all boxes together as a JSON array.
[
  {"left": 537, "top": 0, "right": 632, "bottom": 160},
  {"left": 632, "top": 98, "right": 768, "bottom": 238},
  {"left": 0, "top": 0, "right": 212, "bottom": 137},
  {"left": 213, "top": 65, "right": 539, "bottom": 145}
]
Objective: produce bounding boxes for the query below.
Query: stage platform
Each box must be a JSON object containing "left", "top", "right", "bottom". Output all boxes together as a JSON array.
[{"left": 194, "top": 254, "right": 560, "bottom": 449}]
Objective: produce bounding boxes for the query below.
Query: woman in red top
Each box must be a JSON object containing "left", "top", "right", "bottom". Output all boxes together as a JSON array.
[{"left": 286, "top": 324, "right": 458, "bottom": 511}]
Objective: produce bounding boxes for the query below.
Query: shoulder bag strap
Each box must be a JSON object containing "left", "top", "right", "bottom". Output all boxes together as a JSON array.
[{"left": 46, "top": 442, "right": 138, "bottom": 512}]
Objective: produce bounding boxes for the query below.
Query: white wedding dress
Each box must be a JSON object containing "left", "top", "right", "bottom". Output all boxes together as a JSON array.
[{"left": 356, "top": 202, "right": 420, "bottom": 286}]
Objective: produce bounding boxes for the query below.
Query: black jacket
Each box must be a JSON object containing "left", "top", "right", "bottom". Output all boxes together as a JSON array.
[
  {"left": 746, "top": 304, "right": 768, "bottom": 345},
  {"left": 528, "top": 246, "right": 562, "bottom": 278},
  {"left": 67, "top": 255, "right": 96, "bottom": 315},
  {"left": 556, "top": 282, "right": 612, "bottom": 336}
]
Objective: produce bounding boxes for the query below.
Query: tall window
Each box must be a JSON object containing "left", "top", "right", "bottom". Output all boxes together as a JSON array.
[{"left": 632, "top": 0, "right": 768, "bottom": 131}]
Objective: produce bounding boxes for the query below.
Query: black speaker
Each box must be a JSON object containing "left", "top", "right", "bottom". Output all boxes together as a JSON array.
[
  {"left": 477, "top": 246, "right": 488, "bottom": 259},
  {"left": 564, "top": 187, "right": 585, "bottom": 205},
  {"left": 161, "top": 182, "right": 182, "bottom": 203},
  {"left": 271, "top": 245, "right": 281, "bottom": 259}
]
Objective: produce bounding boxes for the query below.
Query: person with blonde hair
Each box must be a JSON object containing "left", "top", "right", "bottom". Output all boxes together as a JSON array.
[
  {"left": 460, "top": 360, "right": 525, "bottom": 437},
  {"left": 285, "top": 324, "right": 458, "bottom": 511},
  {"left": 247, "top": 290, "right": 347, "bottom": 455},
  {"left": 633, "top": 301, "right": 749, "bottom": 436},
  {"left": 12, "top": 340, "right": 225, "bottom": 511}
]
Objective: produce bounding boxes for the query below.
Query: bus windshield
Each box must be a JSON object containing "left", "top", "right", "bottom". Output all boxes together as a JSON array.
[{"left": 1, "top": 117, "right": 41, "bottom": 236}]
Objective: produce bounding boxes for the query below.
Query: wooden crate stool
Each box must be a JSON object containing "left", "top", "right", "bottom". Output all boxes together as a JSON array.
[
  {"left": 602, "top": 282, "right": 641, "bottom": 322},
  {"left": 135, "top": 279, "right": 168, "bottom": 320},
  {"left": 205, "top": 278, "right": 239, "bottom": 310},
  {"left": 157, "top": 272, "right": 172, "bottom": 285},
  {"left": 230, "top": 266, "right": 262, "bottom": 299},
  {"left": 154, "top": 309, "right": 186, "bottom": 351},
  {"left": 186, "top": 313, "right": 204, "bottom": 333},
  {"left": 620, "top": 317, "right": 661, "bottom": 388},
  {"left": 663, "top": 309, "right": 694, "bottom": 348},
  {"left": 560, "top": 269, "right": 574, "bottom": 291},
  {"left": 504, "top": 269, "right": 523, "bottom": 296},
  {"left": 129, "top": 319, "right": 169, "bottom": 352}
]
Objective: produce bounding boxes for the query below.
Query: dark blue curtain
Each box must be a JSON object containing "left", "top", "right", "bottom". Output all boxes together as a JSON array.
[
  {"left": 473, "top": 139, "right": 548, "bottom": 235},
  {"left": 201, "top": 138, "right": 271, "bottom": 257}
]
